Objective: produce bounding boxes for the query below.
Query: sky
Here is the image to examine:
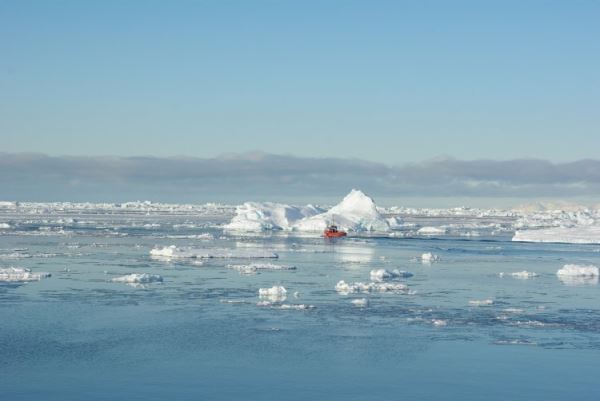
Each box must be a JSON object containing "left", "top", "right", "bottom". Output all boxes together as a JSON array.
[{"left": 1, "top": 0, "right": 599, "bottom": 164}]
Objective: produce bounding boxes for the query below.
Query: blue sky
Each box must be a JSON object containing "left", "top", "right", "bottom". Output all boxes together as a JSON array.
[{"left": 1, "top": 0, "right": 599, "bottom": 164}]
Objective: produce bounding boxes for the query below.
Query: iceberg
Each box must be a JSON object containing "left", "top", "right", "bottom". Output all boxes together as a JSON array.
[
  {"left": 421, "top": 252, "right": 440, "bottom": 263},
  {"left": 224, "top": 202, "right": 322, "bottom": 231},
  {"left": 227, "top": 263, "right": 296, "bottom": 274},
  {"left": 469, "top": 299, "right": 494, "bottom": 306},
  {"left": 499, "top": 271, "right": 538, "bottom": 279},
  {"left": 292, "top": 189, "right": 390, "bottom": 232},
  {"left": 224, "top": 190, "right": 391, "bottom": 233}
]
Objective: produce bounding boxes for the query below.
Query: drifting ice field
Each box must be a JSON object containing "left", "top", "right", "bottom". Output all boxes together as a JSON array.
[{"left": 1, "top": 196, "right": 600, "bottom": 400}]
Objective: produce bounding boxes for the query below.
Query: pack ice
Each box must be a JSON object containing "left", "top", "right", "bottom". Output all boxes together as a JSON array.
[{"left": 225, "top": 189, "right": 391, "bottom": 233}]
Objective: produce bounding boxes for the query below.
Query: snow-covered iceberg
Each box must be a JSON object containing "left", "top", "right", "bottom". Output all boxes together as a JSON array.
[
  {"left": 556, "top": 264, "right": 599, "bottom": 286},
  {"left": 225, "top": 202, "right": 322, "bottom": 231},
  {"left": 293, "top": 189, "right": 390, "bottom": 232}
]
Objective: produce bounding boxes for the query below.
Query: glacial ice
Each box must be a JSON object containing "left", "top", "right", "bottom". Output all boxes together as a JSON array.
[
  {"left": 225, "top": 189, "right": 391, "bottom": 233},
  {"left": 0, "top": 267, "right": 51, "bottom": 282},
  {"left": 225, "top": 202, "right": 322, "bottom": 231}
]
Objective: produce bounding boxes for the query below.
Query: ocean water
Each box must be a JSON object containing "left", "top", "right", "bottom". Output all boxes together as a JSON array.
[{"left": 1, "top": 209, "right": 599, "bottom": 400}]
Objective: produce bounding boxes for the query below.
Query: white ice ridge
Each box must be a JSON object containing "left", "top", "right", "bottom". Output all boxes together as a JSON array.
[
  {"left": 227, "top": 263, "right": 296, "bottom": 274},
  {"left": 369, "top": 269, "right": 413, "bottom": 282},
  {"left": 258, "top": 285, "right": 287, "bottom": 302},
  {"left": 225, "top": 189, "right": 391, "bottom": 233},
  {"left": 150, "top": 245, "right": 278, "bottom": 259},
  {"left": 335, "top": 280, "right": 411, "bottom": 294},
  {"left": 0, "top": 267, "right": 51, "bottom": 282},
  {"left": 111, "top": 273, "right": 163, "bottom": 284},
  {"left": 499, "top": 271, "right": 538, "bottom": 279},
  {"left": 556, "top": 264, "right": 599, "bottom": 277}
]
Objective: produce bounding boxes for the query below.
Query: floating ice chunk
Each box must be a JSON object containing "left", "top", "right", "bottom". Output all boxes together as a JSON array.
[
  {"left": 369, "top": 269, "right": 412, "bottom": 282},
  {"left": 335, "top": 280, "right": 411, "bottom": 294},
  {"left": 258, "top": 285, "right": 287, "bottom": 302},
  {"left": 150, "top": 246, "right": 278, "bottom": 260},
  {"left": 431, "top": 319, "right": 448, "bottom": 327},
  {"left": 257, "top": 301, "right": 315, "bottom": 310},
  {"left": 111, "top": 273, "right": 163, "bottom": 284},
  {"left": 227, "top": 263, "right": 296, "bottom": 274},
  {"left": 469, "top": 299, "right": 494, "bottom": 306},
  {"left": 351, "top": 298, "right": 369, "bottom": 307},
  {"left": 421, "top": 252, "right": 440, "bottom": 263},
  {"left": 0, "top": 223, "right": 10, "bottom": 229},
  {"left": 556, "top": 264, "right": 599, "bottom": 286},
  {"left": 499, "top": 271, "right": 538, "bottom": 279},
  {"left": 0, "top": 267, "right": 51, "bottom": 282},
  {"left": 556, "top": 264, "right": 599, "bottom": 277},
  {"left": 418, "top": 226, "right": 447, "bottom": 235}
]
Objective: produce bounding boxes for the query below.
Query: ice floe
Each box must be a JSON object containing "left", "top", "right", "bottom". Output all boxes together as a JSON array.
[
  {"left": 369, "top": 268, "right": 412, "bottom": 282},
  {"left": 227, "top": 263, "right": 296, "bottom": 274},
  {"left": 421, "top": 252, "right": 440, "bottom": 263},
  {"left": 0, "top": 267, "right": 51, "bottom": 282},
  {"left": 556, "top": 264, "right": 599, "bottom": 285},
  {"left": 351, "top": 298, "right": 369, "bottom": 307},
  {"left": 499, "top": 271, "right": 538, "bottom": 279},
  {"left": 335, "top": 280, "right": 411, "bottom": 294},
  {"left": 469, "top": 299, "right": 494, "bottom": 306},
  {"left": 111, "top": 273, "right": 163, "bottom": 284},
  {"left": 258, "top": 285, "right": 287, "bottom": 302},
  {"left": 150, "top": 245, "right": 278, "bottom": 260}
]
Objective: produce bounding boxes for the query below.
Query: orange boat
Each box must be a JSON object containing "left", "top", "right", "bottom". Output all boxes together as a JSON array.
[{"left": 324, "top": 224, "right": 347, "bottom": 238}]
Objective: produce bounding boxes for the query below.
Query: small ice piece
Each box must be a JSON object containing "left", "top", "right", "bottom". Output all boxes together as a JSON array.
[
  {"left": 0, "top": 267, "right": 51, "bottom": 282},
  {"left": 431, "top": 319, "right": 447, "bottom": 327},
  {"left": 469, "top": 299, "right": 494, "bottom": 306},
  {"left": 227, "top": 263, "right": 296, "bottom": 275},
  {"left": 150, "top": 245, "right": 279, "bottom": 260},
  {"left": 111, "top": 273, "right": 163, "bottom": 284},
  {"left": 293, "top": 291, "right": 300, "bottom": 298},
  {"left": 351, "top": 298, "right": 369, "bottom": 307},
  {"left": 257, "top": 301, "right": 314, "bottom": 310},
  {"left": 421, "top": 252, "right": 440, "bottom": 263},
  {"left": 335, "top": 280, "right": 410, "bottom": 294},
  {"left": 258, "top": 285, "right": 287, "bottom": 302},
  {"left": 499, "top": 271, "right": 538, "bottom": 279},
  {"left": 0, "top": 223, "right": 10, "bottom": 229},
  {"left": 369, "top": 269, "right": 413, "bottom": 282}
]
